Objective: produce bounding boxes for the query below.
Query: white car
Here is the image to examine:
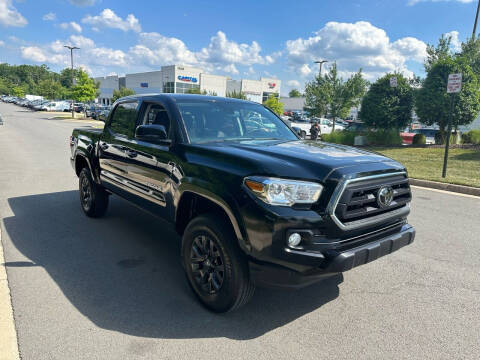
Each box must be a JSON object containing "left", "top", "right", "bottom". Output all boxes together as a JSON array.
[
  {"left": 289, "top": 119, "right": 311, "bottom": 138},
  {"left": 41, "top": 101, "right": 70, "bottom": 112},
  {"left": 315, "top": 118, "right": 345, "bottom": 134},
  {"left": 291, "top": 118, "right": 345, "bottom": 138}
]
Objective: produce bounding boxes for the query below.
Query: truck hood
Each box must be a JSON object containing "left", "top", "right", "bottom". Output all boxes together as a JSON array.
[{"left": 186, "top": 140, "right": 403, "bottom": 181}]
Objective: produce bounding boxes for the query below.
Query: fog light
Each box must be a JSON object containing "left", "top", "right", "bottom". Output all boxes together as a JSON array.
[{"left": 288, "top": 232, "right": 302, "bottom": 247}]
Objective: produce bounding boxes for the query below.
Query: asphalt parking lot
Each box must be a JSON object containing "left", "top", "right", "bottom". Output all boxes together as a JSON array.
[{"left": 0, "top": 102, "right": 479, "bottom": 360}]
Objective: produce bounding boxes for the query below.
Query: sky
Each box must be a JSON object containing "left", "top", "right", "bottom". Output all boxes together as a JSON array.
[{"left": 0, "top": 0, "right": 479, "bottom": 95}]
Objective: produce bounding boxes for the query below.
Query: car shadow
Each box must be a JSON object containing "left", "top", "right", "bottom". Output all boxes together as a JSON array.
[
  {"left": 3, "top": 191, "right": 342, "bottom": 340},
  {"left": 451, "top": 151, "right": 480, "bottom": 161}
]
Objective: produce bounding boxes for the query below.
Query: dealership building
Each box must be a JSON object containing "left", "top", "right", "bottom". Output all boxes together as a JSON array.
[{"left": 95, "top": 64, "right": 281, "bottom": 105}]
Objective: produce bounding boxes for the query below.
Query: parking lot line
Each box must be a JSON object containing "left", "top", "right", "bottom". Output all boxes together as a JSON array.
[
  {"left": 410, "top": 185, "right": 480, "bottom": 199},
  {"left": 0, "top": 228, "right": 20, "bottom": 360}
]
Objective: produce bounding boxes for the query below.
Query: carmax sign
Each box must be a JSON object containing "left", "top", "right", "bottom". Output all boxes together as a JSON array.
[{"left": 178, "top": 76, "right": 198, "bottom": 83}]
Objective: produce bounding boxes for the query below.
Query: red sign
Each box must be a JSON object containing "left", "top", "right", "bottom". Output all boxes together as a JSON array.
[
  {"left": 268, "top": 83, "right": 276, "bottom": 89},
  {"left": 447, "top": 73, "right": 462, "bottom": 93}
]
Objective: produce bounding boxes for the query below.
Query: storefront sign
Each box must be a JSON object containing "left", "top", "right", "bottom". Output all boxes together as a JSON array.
[
  {"left": 178, "top": 76, "right": 198, "bottom": 83},
  {"left": 268, "top": 82, "right": 276, "bottom": 89}
]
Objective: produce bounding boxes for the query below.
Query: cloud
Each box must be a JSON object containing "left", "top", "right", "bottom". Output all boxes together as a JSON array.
[
  {"left": 42, "top": 12, "right": 56, "bottom": 21},
  {"left": 285, "top": 21, "right": 427, "bottom": 80},
  {"left": 69, "top": 0, "right": 97, "bottom": 6},
  {"left": 82, "top": 9, "right": 141, "bottom": 32},
  {"left": 18, "top": 29, "right": 273, "bottom": 77},
  {"left": 0, "top": 0, "right": 28, "bottom": 27},
  {"left": 60, "top": 21, "right": 82, "bottom": 33},
  {"left": 287, "top": 80, "right": 300, "bottom": 87},
  {"left": 197, "top": 31, "right": 270, "bottom": 67},
  {"left": 21, "top": 46, "right": 48, "bottom": 62},
  {"left": 445, "top": 30, "right": 461, "bottom": 52},
  {"left": 0, "top": 40, "right": 5, "bottom": 47},
  {"left": 407, "top": 0, "right": 474, "bottom": 5}
]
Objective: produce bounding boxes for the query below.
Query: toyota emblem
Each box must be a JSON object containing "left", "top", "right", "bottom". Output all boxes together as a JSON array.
[{"left": 377, "top": 186, "right": 394, "bottom": 208}]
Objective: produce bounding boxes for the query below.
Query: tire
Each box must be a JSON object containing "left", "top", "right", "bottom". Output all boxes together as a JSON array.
[
  {"left": 182, "top": 214, "right": 255, "bottom": 313},
  {"left": 79, "top": 167, "right": 109, "bottom": 218},
  {"left": 301, "top": 130, "right": 306, "bottom": 139}
]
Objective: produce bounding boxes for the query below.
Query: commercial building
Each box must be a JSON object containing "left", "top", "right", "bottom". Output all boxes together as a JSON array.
[
  {"left": 280, "top": 97, "right": 305, "bottom": 112},
  {"left": 95, "top": 64, "right": 281, "bottom": 105},
  {"left": 94, "top": 75, "right": 119, "bottom": 106}
]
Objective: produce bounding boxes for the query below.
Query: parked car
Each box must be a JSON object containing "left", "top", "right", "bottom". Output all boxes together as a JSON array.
[
  {"left": 345, "top": 121, "right": 366, "bottom": 132},
  {"left": 70, "top": 94, "right": 415, "bottom": 312},
  {"left": 412, "top": 128, "right": 437, "bottom": 144}
]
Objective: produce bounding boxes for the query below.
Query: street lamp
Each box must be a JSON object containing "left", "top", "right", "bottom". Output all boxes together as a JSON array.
[
  {"left": 473, "top": 0, "right": 480, "bottom": 39},
  {"left": 64, "top": 45, "right": 80, "bottom": 118},
  {"left": 314, "top": 60, "right": 328, "bottom": 76}
]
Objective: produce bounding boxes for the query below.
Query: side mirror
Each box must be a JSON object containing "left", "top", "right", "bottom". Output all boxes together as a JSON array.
[
  {"left": 292, "top": 126, "right": 303, "bottom": 138},
  {"left": 135, "top": 124, "right": 169, "bottom": 144}
]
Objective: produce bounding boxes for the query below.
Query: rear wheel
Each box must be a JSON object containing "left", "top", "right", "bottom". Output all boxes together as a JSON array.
[
  {"left": 79, "top": 167, "right": 109, "bottom": 218},
  {"left": 182, "top": 214, "right": 255, "bottom": 312}
]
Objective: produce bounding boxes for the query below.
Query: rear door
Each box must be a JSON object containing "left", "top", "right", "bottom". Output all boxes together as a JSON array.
[{"left": 98, "top": 101, "right": 140, "bottom": 193}]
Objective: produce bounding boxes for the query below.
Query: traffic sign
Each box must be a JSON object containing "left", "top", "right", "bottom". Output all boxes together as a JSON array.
[
  {"left": 390, "top": 77, "right": 398, "bottom": 88},
  {"left": 447, "top": 73, "right": 462, "bottom": 93}
]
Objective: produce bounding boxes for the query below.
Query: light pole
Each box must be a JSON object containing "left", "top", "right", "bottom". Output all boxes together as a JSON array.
[
  {"left": 64, "top": 45, "right": 79, "bottom": 118},
  {"left": 473, "top": 0, "right": 480, "bottom": 39},
  {"left": 314, "top": 60, "right": 328, "bottom": 76}
]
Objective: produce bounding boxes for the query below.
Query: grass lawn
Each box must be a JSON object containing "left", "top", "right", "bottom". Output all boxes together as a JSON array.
[{"left": 370, "top": 147, "right": 480, "bottom": 188}]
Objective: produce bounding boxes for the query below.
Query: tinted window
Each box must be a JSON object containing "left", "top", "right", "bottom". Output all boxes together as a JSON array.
[
  {"left": 109, "top": 102, "right": 138, "bottom": 138},
  {"left": 177, "top": 100, "right": 297, "bottom": 144},
  {"left": 142, "top": 103, "right": 171, "bottom": 137}
]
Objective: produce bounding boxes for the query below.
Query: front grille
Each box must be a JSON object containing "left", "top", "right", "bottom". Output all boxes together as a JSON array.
[{"left": 334, "top": 174, "right": 411, "bottom": 226}]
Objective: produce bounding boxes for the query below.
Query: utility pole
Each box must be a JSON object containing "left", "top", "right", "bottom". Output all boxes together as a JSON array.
[
  {"left": 314, "top": 60, "right": 328, "bottom": 76},
  {"left": 474, "top": 0, "right": 480, "bottom": 39},
  {"left": 64, "top": 45, "right": 80, "bottom": 119}
]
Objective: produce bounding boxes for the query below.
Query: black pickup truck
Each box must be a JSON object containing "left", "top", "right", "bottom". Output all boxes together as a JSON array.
[{"left": 70, "top": 94, "right": 415, "bottom": 312}]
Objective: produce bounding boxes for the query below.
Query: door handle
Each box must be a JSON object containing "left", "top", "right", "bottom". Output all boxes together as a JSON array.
[
  {"left": 126, "top": 150, "right": 137, "bottom": 158},
  {"left": 100, "top": 142, "right": 109, "bottom": 150}
]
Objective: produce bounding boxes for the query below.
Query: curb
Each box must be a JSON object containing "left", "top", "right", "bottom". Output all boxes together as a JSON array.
[
  {"left": 0, "top": 228, "right": 21, "bottom": 360},
  {"left": 409, "top": 178, "right": 480, "bottom": 197}
]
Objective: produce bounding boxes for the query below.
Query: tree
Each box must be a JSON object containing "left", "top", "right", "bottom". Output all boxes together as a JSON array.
[
  {"left": 289, "top": 89, "right": 302, "bottom": 97},
  {"left": 304, "top": 75, "right": 330, "bottom": 118},
  {"left": 425, "top": 34, "right": 453, "bottom": 72},
  {"left": 226, "top": 90, "right": 247, "bottom": 99},
  {"left": 186, "top": 88, "right": 208, "bottom": 95},
  {"left": 359, "top": 73, "right": 414, "bottom": 129},
  {"left": 59, "top": 68, "right": 83, "bottom": 88},
  {"left": 263, "top": 95, "right": 284, "bottom": 115},
  {"left": 306, "top": 63, "right": 367, "bottom": 131},
  {"left": 71, "top": 70, "right": 100, "bottom": 116},
  {"left": 36, "top": 79, "right": 66, "bottom": 99},
  {"left": 416, "top": 57, "right": 480, "bottom": 138},
  {"left": 112, "top": 87, "right": 136, "bottom": 102},
  {"left": 12, "top": 86, "right": 26, "bottom": 98}
]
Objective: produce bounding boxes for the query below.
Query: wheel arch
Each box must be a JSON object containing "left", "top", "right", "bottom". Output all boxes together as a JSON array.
[{"left": 175, "top": 187, "right": 250, "bottom": 253}]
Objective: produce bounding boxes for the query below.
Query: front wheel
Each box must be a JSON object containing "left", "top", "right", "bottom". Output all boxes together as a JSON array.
[
  {"left": 182, "top": 214, "right": 255, "bottom": 312},
  {"left": 79, "top": 167, "right": 109, "bottom": 218}
]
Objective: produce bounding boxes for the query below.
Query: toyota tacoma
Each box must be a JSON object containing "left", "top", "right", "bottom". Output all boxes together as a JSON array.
[{"left": 70, "top": 94, "right": 415, "bottom": 312}]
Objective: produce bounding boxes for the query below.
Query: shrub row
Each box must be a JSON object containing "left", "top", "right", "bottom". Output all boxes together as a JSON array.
[
  {"left": 461, "top": 130, "right": 480, "bottom": 145},
  {"left": 321, "top": 129, "right": 402, "bottom": 146}
]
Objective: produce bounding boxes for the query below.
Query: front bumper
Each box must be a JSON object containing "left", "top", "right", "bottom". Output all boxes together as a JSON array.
[{"left": 250, "top": 224, "right": 415, "bottom": 289}]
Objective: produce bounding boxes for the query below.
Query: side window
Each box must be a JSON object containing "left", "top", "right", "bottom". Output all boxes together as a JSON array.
[
  {"left": 142, "top": 103, "right": 171, "bottom": 138},
  {"left": 109, "top": 101, "right": 139, "bottom": 138}
]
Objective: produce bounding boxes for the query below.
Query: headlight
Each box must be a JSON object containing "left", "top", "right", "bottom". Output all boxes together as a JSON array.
[{"left": 244, "top": 177, "right": 323, "bottom": 206}]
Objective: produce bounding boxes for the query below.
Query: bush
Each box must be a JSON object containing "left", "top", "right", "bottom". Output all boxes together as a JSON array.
[
  {"left": 435, "top": 132, "right": 459, "bottom": 145},
  {"left": 366, "top": 129, "right": 403, "bottom": 146},
  {"left": 321, "top": 131, "right": 357, "bottom": 145},
  {"left": 461, "top": 130, "right": 480, "bottom": 144},
  {"left": 412, "top": 133, "right": 426, "bottom": 145}
]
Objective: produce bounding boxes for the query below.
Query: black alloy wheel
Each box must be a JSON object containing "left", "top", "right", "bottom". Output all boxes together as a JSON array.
[
  {"left": 190, "top": 235, "right": 225, "bottom": 294},
  {"left": 78, "top": 167, "right": 109, "bottom": 218},
  {"left": 80, "top": 174, "right": 93, "bottom": 212}
]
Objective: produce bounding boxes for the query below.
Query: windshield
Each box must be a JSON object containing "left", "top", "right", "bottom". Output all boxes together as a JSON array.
[{"left": 177, "top": 99, "right": 298, "bottom": 144}]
